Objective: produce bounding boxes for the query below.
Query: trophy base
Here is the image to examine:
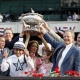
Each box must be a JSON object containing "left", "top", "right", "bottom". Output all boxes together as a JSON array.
[{"left": 23, "top": 29, "right": 40, "bottom": 36}]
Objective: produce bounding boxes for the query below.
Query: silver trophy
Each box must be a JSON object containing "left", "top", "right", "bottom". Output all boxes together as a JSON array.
[{"left": 20, "top": 9, "right": 44, "bottom": 36}]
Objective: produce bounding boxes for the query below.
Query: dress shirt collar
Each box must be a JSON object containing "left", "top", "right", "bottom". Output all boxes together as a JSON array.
[
  {"left": 0, "top": 49, "right": 3, "bottom": 51},
  {"left": 66, "top": 43, "right": 73, "bottom": 48}
]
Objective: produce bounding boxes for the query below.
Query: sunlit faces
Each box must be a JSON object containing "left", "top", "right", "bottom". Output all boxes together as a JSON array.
[
  {"left": 77, "top": 33, "right": 80, "bottom": 46},
  {"left": 29, "top": 43, "right": 38, "bottom": 54},
  {"left": 3, "top": 29, "right": 13, "bottom": 41},
  {"left": 0, "top": 37, "right": 5, "bottom": 49},
  {"left": 63, "top": 31, "right": 74, "bottom": 45},
  {"left": 13, "top": 48, "right": 24, "bottom": 57}
]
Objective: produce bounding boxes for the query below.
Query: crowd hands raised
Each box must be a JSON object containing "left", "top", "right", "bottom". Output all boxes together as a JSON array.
[{"left": 0, "top": 21, "right": 80, "bottom": 77}]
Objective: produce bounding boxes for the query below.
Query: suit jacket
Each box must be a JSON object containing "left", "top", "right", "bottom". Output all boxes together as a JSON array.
[
  {"left": 44, "top": 33, "right": 80, "bottom": 75},
  {"left": 0, "top": 48, "right": 12, "bottom": 64},
  {"left": 0, "top": 48, "right": 13, "bottom": 76},
  {"left": 49, "top": 30, "right": 63, "bottom": 42}
]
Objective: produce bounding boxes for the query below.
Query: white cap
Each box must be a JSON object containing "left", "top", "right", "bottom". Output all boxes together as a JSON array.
[{"left": 13, "top": 41, "right": 25, "bottom": 50}]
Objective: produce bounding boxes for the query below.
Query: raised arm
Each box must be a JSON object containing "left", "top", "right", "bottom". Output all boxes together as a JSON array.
[
  {"left": 24, "top": 49, "right": 35, "bottom": 70},
  {"left": 1, "top": 59, "right": 10, "bottom": 72},
  {"left": 38, "top": 34, "right": 51, "bottom": 50},
  {"left": 24, "top": 31, "right": 30, "bottom": 49},
  {"left": 39, "top": 26, "right": 60, "bottom": 48},
  {"left": 43, "top": 21, "right": 63, "bottom": 42}
]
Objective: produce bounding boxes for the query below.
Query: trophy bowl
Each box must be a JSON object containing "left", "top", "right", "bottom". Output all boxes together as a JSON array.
[{"left": 20, "top": 9, "right": 44, "bottom": 36}]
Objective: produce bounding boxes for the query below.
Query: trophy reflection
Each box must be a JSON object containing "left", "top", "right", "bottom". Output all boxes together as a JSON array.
[{"left": 20, "top": 8, "right": 44, "bottom": 36}]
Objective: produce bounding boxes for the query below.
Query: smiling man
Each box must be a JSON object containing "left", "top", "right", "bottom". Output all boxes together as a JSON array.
[
  {"left": 39, "top": 26, "right": 80, "bottom": 75},
  {"left": 1, "top": 41, "right": 35, "bottom": 77}
]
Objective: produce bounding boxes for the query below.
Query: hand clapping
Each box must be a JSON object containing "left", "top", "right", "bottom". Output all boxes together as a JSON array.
[{"left": 3, "top": 49, "right": 9, "bottom": 58}]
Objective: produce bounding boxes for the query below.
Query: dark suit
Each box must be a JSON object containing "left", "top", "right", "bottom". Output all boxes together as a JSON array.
[
  {"left": 0, "top": 48, "right": 12, "bottom": 76},
  {"left": 44, "top": 33, "right": 80, "bottom": 75},
  {"left": 5, "top": 35, "right": 19, "bottom": 49}
]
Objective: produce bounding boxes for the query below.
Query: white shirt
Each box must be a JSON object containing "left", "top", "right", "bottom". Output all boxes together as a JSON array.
[
  {"left": 58, "top": 43, "right": 73, "bottom": 69},
  {"left": 73, "top": 14, "right": 78, "bottom": 20},
  {"left": 1, "top": 54, "right": 35, "bottom": 77},
  {"left": 0, "top": 15, "right": 3, "bottom": 22}
]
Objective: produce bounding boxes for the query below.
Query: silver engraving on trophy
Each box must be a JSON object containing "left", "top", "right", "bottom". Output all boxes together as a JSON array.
[{"left": 20, "top": 8, "right": 44, "bottom": 36}]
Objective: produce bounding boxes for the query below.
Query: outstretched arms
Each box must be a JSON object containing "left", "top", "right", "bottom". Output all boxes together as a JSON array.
[{"left": 42, "top": 21, "right": 63, "bottom": 42}]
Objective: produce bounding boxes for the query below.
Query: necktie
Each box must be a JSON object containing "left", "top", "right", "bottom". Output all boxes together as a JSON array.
[
  {"left": 1, "top": 50, "right": 3, "bottom": 55},
  {"left": 56, "top": 47, "right": 65, "bottom": 67}
]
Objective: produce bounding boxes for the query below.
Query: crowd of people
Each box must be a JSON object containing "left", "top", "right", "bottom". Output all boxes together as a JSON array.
[
  {"left": 0, "top": 21, "right": 79, "bottom": 77},
  {"left": 67, "top": 11, "right": 80, "bottom": 21},
  {"left": 1, "top": 11, "right": 80, "bottom": 22}
]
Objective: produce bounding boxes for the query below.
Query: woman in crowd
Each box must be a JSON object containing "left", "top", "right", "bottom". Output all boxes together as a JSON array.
[
  {"left": 25, "top": 30, "right": 53, "bottom": 71},
  {"left": 27, "top": 40, "right": 42, "bottom": 71},
  {"left": 25, "top": 31, "right": 42, "bottom": 71}
]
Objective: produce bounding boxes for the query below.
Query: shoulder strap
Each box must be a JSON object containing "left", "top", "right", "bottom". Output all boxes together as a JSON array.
[{"left": 24, "top": 54, "right": 27, "bottom": 67}]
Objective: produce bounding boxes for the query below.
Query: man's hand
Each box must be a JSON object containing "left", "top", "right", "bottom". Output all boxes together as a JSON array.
[
  {"left": 42, "top": 21, "right": 50, "bottom": 32},
  {"left": 38, "top": 33, "right": 43, "bottom": 39},
  {"left": 19, "top": 21, "right": 26, "bottom": 37},
  {"left": 3, "top": 49, "right": 9, "bottom": 58},
  {"left": 38, "top": 26, "right": 46, "bottom": 34},
  {"left": 25, "top": 31, "right": 30, "bottom": 38}
]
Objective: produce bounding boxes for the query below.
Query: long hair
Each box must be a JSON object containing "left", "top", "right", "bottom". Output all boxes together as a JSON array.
[
  {"left": 27, "top": 40, "right": 39, "bottom": 57},
  {"left": 45, "top": 50, "right": 53, "bottom": 62}
]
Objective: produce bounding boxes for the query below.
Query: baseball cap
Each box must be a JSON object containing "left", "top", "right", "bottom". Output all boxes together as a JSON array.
[{"left": 13, "top": 41, "right": 25, "bottom": 50}]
